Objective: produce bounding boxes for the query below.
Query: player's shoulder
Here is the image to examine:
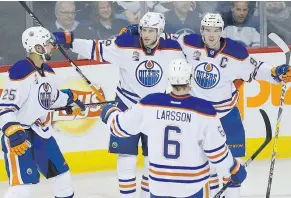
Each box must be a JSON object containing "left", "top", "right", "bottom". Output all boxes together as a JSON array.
[
  {"left": 222, "top": 38, "right": 249, "bottom": 60},
  {"left": 183, "top": 33, "right": 204, "bottom": 49},
  {"left": 139, "top": 93, "right": 216, "bottom": 117},
  {"left": 42, "top": 64, "right": 55, "bottom": 74},
  {"left": 8, "top": 59, "right": 36, "bottom": 81},
  {"left": 114, "top": 33, "right": 140, "bottom": 49},
  {"left": 159, "top": 37, "right": 182, "bottom": 51}
]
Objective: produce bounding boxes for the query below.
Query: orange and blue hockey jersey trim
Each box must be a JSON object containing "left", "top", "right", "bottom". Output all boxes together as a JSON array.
[
  {"left": 116, "top": 86, "right": 140, "bottom": 105},
  {"left": 9, "top": 58, "right": 55, "bottom": 81},
  {"left": 149, "top": 161, "right": 210, "bottom": 184},
  {"left": 109, "top": 115, "right": 131, "bottom": 138},
  {"left": 139, "top": 92, "right": 217, "bottom": 117},
  {"left": 204, "top": 143, "right": 230, "bottom": 164},
  {"left": 211, "top": 90, "right": 239, "bottom": 113},
  {"left": 183, "top": 34, "right": 249, "bottom": 60}
]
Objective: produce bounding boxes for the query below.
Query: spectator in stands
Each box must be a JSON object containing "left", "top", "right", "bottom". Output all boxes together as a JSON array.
[
  {"left": 115, "top": 1, "right": 142, "bottom": 24},
  {"left": 266, "top": 1, "right": 291, "bottom": 45},
  {"left": 50, "top": 1, "right": 93, "bottom": 60},
  {"left": 222, "top": 1, "right": 260, "bottom": 47},
  {"left": 196, "top": 1, "right": 218, "bottom": 15},
  {"left": 164, "top": 1, "right": 200, "bottom": 35},
  {"left": 90, "top": 1, "right": 129, "bottom": 40}
]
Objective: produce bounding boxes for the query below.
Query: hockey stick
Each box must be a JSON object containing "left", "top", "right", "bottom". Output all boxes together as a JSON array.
[
  {"left": 214, "top": 109, "right": 272, "bottom": 198},
  {"left": 266, "top": 33, "right": 290, "bottom": 198},
  {"left": 52, "top": 101, "right": 115, "bottom": 112},
  {"left": 19, "top": 1, "right": 105, "bottom": 102}
]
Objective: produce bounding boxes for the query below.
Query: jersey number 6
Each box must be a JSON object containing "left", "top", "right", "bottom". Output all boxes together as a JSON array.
[{"left": 164, "top": 126, "right": 181, "bottom": 159}]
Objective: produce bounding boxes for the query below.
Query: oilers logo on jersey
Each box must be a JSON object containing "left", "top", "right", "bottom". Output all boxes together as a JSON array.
[
  {"left": 38, "top": 82, "right": 53, "bottom": 110},
  {"left": 194, "top": 62, "right": 220, "bottom": 89},
  {"left": 135, "top": 60, "right": 163, "bottom": 87}
]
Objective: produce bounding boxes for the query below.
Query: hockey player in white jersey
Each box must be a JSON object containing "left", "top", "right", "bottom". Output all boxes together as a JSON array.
[
  {"left": 0, "top": 26, "right": 85, "bottom": 198},
  {"left": 122, "top": 13, "right": 291, "bottom": 198},
  {"left": 52, "top": 12, "right": 186, "bottom": 198},
  {"left": 100, "top": 59, "right": 247, "bottom": 198}
]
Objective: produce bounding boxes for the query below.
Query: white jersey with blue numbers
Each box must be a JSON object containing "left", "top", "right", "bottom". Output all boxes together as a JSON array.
[
  {"left": 71, "top": 33, "right": 186, "bottom": 108},
  {"left": 103, "top": 92, "right": 236, "bottom": 197},
  {"left": 174, "top": 34, "right": 278, "bottom": 117},
  {"left": 0, "top": 58, "right": 69, "bottom": 139}
]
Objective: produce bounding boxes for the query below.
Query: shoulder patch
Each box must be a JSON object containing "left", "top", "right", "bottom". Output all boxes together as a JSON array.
[
  {"left": 222, "top": 38, "right": 249, "bottom": 60},
  {"left": 159, "top": 38, "right": 182, "bottom": 51},
  {"left": 183, "top": 34, "right": 204, "bottom": 49},
  {"left": 9, "top": 59, "right": 36, "bottom": 81},
  {"left": 115, "top": 34, "right": 141, "bottom": 49},
  {"left": 139, "top": 93, "right": 216, "bottom": 116},
  {"left": 43, "top": 64, "right": 55, "bottom": 74}
]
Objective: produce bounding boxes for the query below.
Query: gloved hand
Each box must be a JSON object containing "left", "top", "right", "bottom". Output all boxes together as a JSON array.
[
  {"left": 52, "top": 31, "right": 74, "bottom": 49},
  {"left": 3, "top": 122, "right": 30, "bottom": 156},
  {"left": 101, "top": 104, "right": 120, "bottom": 124},
  {"left": 119, "top": 24, "right": 139, "bottom": 36},
  {"left": 60, "top": 89, "right": 86, "bottom": 116},
  {"left": 229, "top": 159, "right": 247, "bottom": 185},
  {"left": 272, "top": 64, "right": 291, "bottom": 83}
]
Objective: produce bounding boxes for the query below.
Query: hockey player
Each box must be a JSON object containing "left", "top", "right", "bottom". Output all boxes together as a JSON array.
[
  {"left": 122, "top": 13, "right": 291, "bottom": 198},
  {"left": 0, "top": 26, "right": 85, "bottom": 198},
  {"left": 100, "top": 59, "right": 247, "bottom": 198},
  {"left": 53, "top": 12, "right": 186, "bottom": 198}
]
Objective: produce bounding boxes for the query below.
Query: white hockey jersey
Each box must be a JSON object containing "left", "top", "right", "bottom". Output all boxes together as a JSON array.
[
  {"left": 174, "top": 34, "right": 278, "bottom": 117},
  {"left": 0, "top": 58, "right": 69, "bottom": 139},
  {"left": 71, "top": 33, "right": 186, "bottom": 108},
  {"left": 103, "top": 92, "right": 235, "bottom": 197}
]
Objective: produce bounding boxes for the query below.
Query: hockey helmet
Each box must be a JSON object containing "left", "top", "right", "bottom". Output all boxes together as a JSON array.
[
  {"left": 200, "top": 13, "right": 224, "bottom": 31},
  {"left": 139, "top": 12, "right": 165, "bottom": 37},
  {"left": 22, "top": 26, "right": 53, "bottom": 55},
  {"left": 168, "top": 59, "right": 192, "bottom": 85}
]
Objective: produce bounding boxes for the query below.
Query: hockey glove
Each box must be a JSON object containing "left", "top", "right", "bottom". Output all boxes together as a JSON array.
[
  {"left": 271, "top": 64, "right": 291, "bottom": 83},
  {"left": 119, "top": 24, "right": 139, "bottom": 36},
  {"left": 3, "top": 122, "right": 29, "bottom": 156},
  {"left": 52, "top": 31, "right": 74, "bottom": 49},
  {"left": 60, "top": 89, "right": 86, "bottom": 116},
  {"left": 229, "top": 159, "right": 247, "bottom": 185},
  {"left": 101, "top": 104, "right": 120, "bottom": 124}
]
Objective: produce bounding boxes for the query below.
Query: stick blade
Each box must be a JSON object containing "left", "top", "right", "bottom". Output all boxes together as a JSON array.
[
  {"left": 268, "top": 33, "right": 290, "bottom": 53},
  {"left": 259, "top": 109, "right": 272, "bottom": 143}
]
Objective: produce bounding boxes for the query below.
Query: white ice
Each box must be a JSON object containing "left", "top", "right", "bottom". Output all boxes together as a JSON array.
[{"left": 0, "top": 159, "right": 290, "bottom": 198}]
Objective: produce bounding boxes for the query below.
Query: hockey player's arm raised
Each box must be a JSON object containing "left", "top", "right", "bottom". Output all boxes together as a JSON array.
[
  {"left": 202, "top": 117, "right": 247, "bottom": 185},
  {"left": 100, "top": 103, "right": 145, "bottom": 137},
  {"left": 235, "top": 44, "right": 291, "bottom": 84},
  {"left": 52, "top": 32, "right": 123, "bottom": 65},
  {"left": 0, "top": 74, "right": 31, "bottom": 155}
]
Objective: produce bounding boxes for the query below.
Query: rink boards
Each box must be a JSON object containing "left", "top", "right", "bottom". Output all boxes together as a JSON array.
[{"left": 0, "top": 47, "right": 291, "bottom": 181}]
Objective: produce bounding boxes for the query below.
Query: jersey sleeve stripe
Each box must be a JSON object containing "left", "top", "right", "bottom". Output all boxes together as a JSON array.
[
  {"left": 110, "top": 119, "right": 130, "bottom": 137},
  {"left": 0, "top": 104, "right": 20, "bottom": 110},
  {"left": 204, "top": 143, "right": 225, "bottom": 153},
  {"left": 0, "top": 109, "right": 14, "bottom": 116},
  {"left": 91, "top": 40, "right": 96, "bottom": 60},
  {"left": 210, "top": 151, "right": 229, "bottom": 164},
  {"left": 103, "top": 107, "right": 120, "bottom": 124},
  {"left": 115, "top": 115, "right": 131, "bottom": 136},
  {"left": 207, "top": 146, "right": 228, "bottom": 160}
]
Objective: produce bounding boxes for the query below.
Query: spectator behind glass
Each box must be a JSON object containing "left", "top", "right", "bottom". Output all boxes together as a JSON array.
[
  {"left": 164, "top": 1, "right": 200, "bottom": 35},
  {"left": 222, "top": 1, "right": 260, "bottom": 47},
  {"left": 266, "top": 1, "right": 291, "bottom": 45},
  {"left": 49, "top": 1, "right": 93, "bottom": 60},
  {"left": 90, "top": 1, "right": 129, "bottom": 40},
  {"left": 115, "top": 1, "right": 142, "bottom": 24}
]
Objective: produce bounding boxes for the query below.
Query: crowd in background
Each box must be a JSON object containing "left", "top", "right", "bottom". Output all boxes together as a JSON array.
[{"left": 1, "top": 1, "right": 291, "bottom": 65}]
